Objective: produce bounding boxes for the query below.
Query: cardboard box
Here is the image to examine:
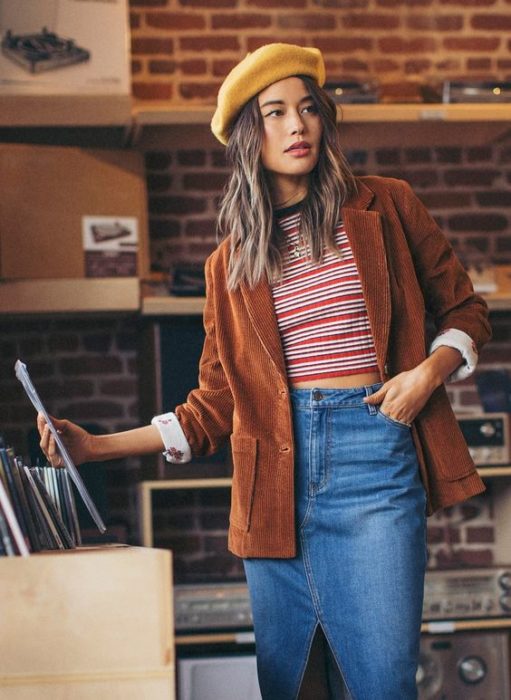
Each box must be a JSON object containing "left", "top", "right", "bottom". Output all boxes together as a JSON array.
[
  {"left": 0, "top": 0, "right": 130, "bottom": 96},
  {"left": 0, "top": 143, "right": 149, "bottom": 279},
  {"left": 0, "top": 546, "right": 175, "bottom": 699}
]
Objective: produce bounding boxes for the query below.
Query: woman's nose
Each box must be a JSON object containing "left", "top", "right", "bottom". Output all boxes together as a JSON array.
[{"left": 289, "top": 112, "right": 305, "bottom": 134}]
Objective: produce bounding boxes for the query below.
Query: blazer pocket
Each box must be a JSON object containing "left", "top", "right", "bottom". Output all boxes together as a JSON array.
[{"left": 229, "top": 435, "right": 258, "bottom": 533}]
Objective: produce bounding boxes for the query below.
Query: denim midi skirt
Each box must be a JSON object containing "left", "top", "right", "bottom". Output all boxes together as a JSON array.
[{"left": 243, "top": 383, "right": 428, "bottom": 700}]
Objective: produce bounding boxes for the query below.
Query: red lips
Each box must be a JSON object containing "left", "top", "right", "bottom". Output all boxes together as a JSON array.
[{"left": 285, "top": 141, "right": 311, "bottom": 152}]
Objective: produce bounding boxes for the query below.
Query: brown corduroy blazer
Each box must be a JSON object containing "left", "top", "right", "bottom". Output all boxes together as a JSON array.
[{"left": 175, "top": 176, "right": 492, "bottom": 558}]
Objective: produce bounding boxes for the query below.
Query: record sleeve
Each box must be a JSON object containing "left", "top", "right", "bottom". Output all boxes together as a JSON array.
[{"left": 15, "top": 359, "right": 106, "bottom": 533}]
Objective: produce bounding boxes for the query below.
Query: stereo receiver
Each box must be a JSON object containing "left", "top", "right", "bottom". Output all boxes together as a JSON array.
[
  {"left": 423, "top": 567, "right": 511, "bottom": 620},
  {"left": 456, "top": 412, "right": 510, "bottom": 466}
]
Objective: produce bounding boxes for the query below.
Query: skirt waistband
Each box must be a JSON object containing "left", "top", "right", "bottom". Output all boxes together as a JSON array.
[{"left": 290, "top": 382, "right": 383, "bottom": 408}]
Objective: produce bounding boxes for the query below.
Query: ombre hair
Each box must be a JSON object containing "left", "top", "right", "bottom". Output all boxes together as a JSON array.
[{"left": 217, "top": 75, "right": 357, "bottom": 291}]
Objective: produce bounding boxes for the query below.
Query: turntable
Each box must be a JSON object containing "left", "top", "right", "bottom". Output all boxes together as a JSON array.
[{"left": 1, "top": 26, "right": 89, "bottom": 74}]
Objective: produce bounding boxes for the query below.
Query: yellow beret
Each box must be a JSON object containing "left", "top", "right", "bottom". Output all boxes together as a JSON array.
[{"left": 211, "top": 43, "right": 326, "bottom": 146}]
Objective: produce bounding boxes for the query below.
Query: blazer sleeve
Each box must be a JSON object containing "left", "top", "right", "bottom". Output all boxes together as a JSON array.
[
  {"left": 394, "top": 179, "right": 492, "bottom": 353},
  {"left": 174, "top": 254, "right": 234, "bottom": 457}
]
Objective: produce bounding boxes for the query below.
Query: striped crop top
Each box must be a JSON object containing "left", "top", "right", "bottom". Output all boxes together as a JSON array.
[{"left": 271, "top": 204, "right": 379, "bottom": 383}]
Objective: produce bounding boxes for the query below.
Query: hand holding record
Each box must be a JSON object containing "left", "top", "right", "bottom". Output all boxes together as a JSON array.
[{"left": 37, "top": 413, "right": 93, "bottom": 469}]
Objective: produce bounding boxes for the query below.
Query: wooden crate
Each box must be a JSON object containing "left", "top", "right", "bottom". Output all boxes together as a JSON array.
[{"left": 0, "top": 545, "right": 174, "bottom": 699}]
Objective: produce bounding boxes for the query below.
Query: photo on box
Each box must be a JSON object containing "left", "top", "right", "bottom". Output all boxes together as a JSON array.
[{"left": 82, "top": 215, "right": 139, "bottom": 278}]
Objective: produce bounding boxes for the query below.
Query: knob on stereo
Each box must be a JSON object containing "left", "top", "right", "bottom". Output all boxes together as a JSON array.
[
  {"left": 500, "top": 593, "right": 511, "bottom": 613},
  {"left": 498, "top": 571, "right": 511, "bottom": 590},
  {"left": 479, "top": 421, "right": 496, "bottom": 438},
  {"left": 457, "top": 656, "right": 487, "bottom": 685}
]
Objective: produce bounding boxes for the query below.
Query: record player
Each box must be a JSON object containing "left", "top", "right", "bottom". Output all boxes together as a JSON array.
[{"left": 1, "top": 26, "right": 89, "bottom": 74}]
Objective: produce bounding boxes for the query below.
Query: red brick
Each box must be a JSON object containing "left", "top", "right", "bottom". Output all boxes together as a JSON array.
[
  {"left": 100, "top": 379, "right": 138, "bottom": 397},
  {"left": 145, "top": 151, "right": 173, "bottom": 170},
  {"left": 405, "top": 59, "right": 432, "bottom": 74},
  {"left": 471, "top": 14, "right": 511, "bottom": 30},
  {"left": 444, "top": 169, "right": 500, "bottom": 186},
  {"left": 342, "top": 13, "right": 400, "bottom": 29},
  {"left": 48, "top": 333, "right": 80, "bottom": 352},
  {"left": 180, "top": 60, "right": 207, "bottom": 75},
  {"left": 131, "top": 60, "right": 142, "bottom": 75},
  {"left": 247, "top": 36, "right": 308, "bottom": 52},
  {"left": 180, "top": 36, "right": 240, "bottom": 52},
  {"left": 496, "top": 236, "right": 511, "bottom": 253},
  {"left": 180, "top": 0, "right": 236, "bottom": 5},
  {"left": 149, "top": 219, "right": 182, "bottom": 239},
  {"left": 65, "top": 401, "right": 125, "bottom": 419},
  {"left": 377, "top": 0, "right": 432, "bottom": 5},
  {"left": 378, "top": 37, "right": 437, "bottom": 53},
  {"left": 466, "top": 527, "right": 495, "bottom": 543},
  {"left": 315, "top": 0, "right": 368, "bottom": 6},
  {"left": 479, "top": 346, "right": 511, "bottom": 363},
  {"left": 247, "top": 0, "right": 306, "bottom": 5},
  {"left": 132, "top": 82, "right": 173, "bottom": 100},
  {"left": 440, "top": 0, "right": 496, "bottom": 4},
  {"left": 419, "top": 192, "right": 471, "bottom": 208},
  {"left": 314, "top": 37, "right": 373, "bottom": 53},
  {"left": 436, "top": 147, "right": 462, "bottom": 163},
  {"left": 177, "top": 150, "right": 207, "bottom": 166},
  {"left": 60, "top": 356, "right": 123, "bottom": 375},
  {"left": 130, "top": 12, "right": 141, "bottom": 29},
  {"left": 448, "top": 214, "right": 507, "bottom": 231},
  {"left": 466, "top": 57, "right": 492, "bottom": 71},
  {"left": 147, "top": 173, "right": 173, "bottom": 192},
  {"left": 146, "top": 12, "right": 206, "bottom": 30},
  {"left": 150, "top": 195, "right": 207, "bottom": 215},
  {"left": 372, "top": 59, "right": 400, "bottom": 72},
  {"left": 476, "top": 190, "right": 511, "bottom": 206},
  {"left": 278, "top": 13, "right": 337, "bottom": 29},
  {"left": 149, "top": 60, "right": 176, "bottom": 75},
  {"left": 406, "top": 14, "right": 463, "bottom": 30},
  {"left": 184, "top": 172, "right": 227, "bottom": 190},
  {"left": 179, "top": 82, "right": 221, "bottom": 99},
  {"left": 185, "top": 219, "right": 217, "bottom": 236},
  {"left": 443, "top": 37, "right": 501, "bottom": 51},
  {"left": 131, "top": 38, "right": 174, "bottom": 55},
  {"left": 341, "top": 58, "right": 370, "bottom": 72},
  {"left": 212, "top": 13, "right": 272, "bottom": 30},
  {"left": 435, "top": 548, "right": 493, "bottom": 567},
  {"left": 212, "top": 59, "right": 239, "bottom": 76},
  {"left": 131, "top": 0, "right": 168, "bottom": 5},
  {"left": 427, "top": 526, "right": 461, "bottom": 544}
]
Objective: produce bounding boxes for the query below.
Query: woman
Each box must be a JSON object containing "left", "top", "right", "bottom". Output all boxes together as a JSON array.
[{"left": 39, "top": 44, "right": 491, "bottom": 700}]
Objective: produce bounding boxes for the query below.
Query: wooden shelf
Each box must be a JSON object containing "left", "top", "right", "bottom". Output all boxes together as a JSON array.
[
  {"left": 0, "top": 94, "right": 132, "bottom": 128},
  {"left": 174, "top": 618, "right": 511, "bottom": 646},
  {"left": 478, "top": 466, "right": 511, "bottom": 478},
  {"left": 132, "top": 102, "right": 511, "bottom": 128},
  {"left": 0, "top": 278, "right": 140, "bottom": 314}
]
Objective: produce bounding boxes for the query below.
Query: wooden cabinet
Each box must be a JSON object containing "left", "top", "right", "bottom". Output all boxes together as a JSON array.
[{"left": 0, "top": 545, "right": 175, "bottom": 699}]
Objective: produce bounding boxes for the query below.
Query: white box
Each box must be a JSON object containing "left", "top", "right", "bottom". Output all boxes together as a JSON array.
[{"left": 0, "top": 0, "right": 130, "bottom": 95}]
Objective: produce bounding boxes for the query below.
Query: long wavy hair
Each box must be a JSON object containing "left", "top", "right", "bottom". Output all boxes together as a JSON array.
[{"left": 217, "top": 75, "right": 357, "bottom": 291}]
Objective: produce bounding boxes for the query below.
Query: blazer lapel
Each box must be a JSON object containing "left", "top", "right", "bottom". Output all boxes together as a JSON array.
[
  {"left": 240, "top": 277, "right": 288, "bottom": 378},
  {"left": 342, "top": 183, "right": 391, "bottom": 375}
]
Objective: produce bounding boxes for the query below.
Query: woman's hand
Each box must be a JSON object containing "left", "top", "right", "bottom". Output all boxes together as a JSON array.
[
  {"left": 363, "top": 346, "right": 464, "bottom": 425},
  {"left": 363, "top": 366, "right": 439, "bottom": 426},
  {"left": 37, "top": 413, "right": 95, "bottom": 467}
]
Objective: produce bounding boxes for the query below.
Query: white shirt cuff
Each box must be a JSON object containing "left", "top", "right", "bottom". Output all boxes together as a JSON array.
[
  {"left": 151, "top": 412, "right": 192, "bottom": 463},
  {"left": 429, "top": 328, "right": 478, "bottom": 383}
]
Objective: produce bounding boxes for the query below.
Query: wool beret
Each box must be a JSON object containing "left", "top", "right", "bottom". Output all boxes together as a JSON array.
[{"left": 211, "top": 43, "right": 326, "bottom": 146}]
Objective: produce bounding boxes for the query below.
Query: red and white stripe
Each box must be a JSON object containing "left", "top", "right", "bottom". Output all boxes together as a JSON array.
[{"left": 271, "top": 211, "right": 379, "bottom": 382}]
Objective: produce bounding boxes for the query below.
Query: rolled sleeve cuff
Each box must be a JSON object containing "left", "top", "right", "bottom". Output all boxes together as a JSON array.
[
  {"left": 429, "top": 328, "right": 478, "bottom": 383},
  {"left": 151, "top": 412, "right": 192, "bottom": 463}
]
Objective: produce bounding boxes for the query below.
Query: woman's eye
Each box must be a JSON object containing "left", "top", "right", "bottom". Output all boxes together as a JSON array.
[
  {"left": 265, "top": 109, "right": 282, "bottom": 117},
  {"left": 302, "top": 104, "right": 317, "bottom": 114}
]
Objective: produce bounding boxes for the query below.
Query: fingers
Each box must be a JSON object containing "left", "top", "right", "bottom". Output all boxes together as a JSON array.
[{"left": 38, "top": 420, "right": 64, "bottom": 468}]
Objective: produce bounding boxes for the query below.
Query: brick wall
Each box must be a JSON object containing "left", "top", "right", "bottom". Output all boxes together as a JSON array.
[{"left": 129, "top": 0, "right": 511, "bottom": 103}]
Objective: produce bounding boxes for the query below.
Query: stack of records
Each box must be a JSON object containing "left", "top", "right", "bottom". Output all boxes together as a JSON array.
[{"left": 0, "top": 442, "right": 81, "bottom": 556}]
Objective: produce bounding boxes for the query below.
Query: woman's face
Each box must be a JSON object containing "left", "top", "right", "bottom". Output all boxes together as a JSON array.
[{"left": 257, "top": 76, "right": 323, "bottom": 196}]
